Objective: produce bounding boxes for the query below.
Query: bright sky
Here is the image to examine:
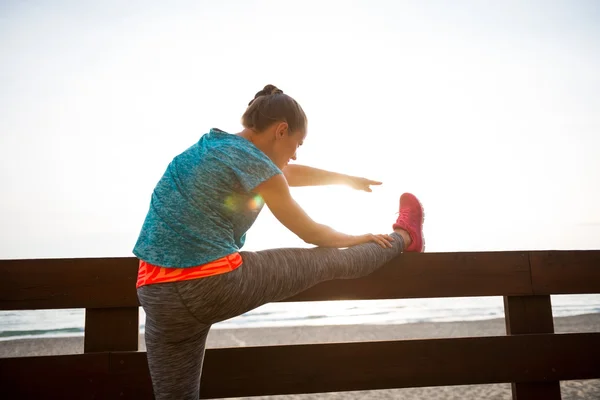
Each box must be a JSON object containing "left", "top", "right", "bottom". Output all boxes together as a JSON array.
[{"left": 1, "top": 0, "right": 599, "bottom": 259}]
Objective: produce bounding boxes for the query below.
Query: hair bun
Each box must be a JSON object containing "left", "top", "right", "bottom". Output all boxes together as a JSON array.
[
  {"left": 262, "top": 84, "right": 283, "bottom": 95},
  {"left": 248, "top": 84, "right": 283, "bottom": 105}
]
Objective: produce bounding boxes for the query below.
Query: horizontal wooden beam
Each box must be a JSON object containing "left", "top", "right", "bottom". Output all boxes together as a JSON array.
[
  {"left": 0, "top": 251, "right": 532, "bottom": 310},
  {"left": 1, "top": 333, "right": 598, "bottom": 399},
  {"left": 284, "top": 251, "right": 532, "bottom": 302},
  {"left": 0, "top": 352, "right": 109, "bottom": 400},
  {"left": 1, "top": 250, "right": 599, "bottom": 311},
  {"left": 530, "top": 250, "right": 600, "bottom": 295},
  {"left": 0, "top": 257, "right": 138, "bottom": 310}
]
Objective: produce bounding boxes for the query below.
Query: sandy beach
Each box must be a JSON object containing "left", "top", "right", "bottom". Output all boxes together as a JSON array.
[{"left": 2, "top": 314, "right": 599, "bottom": 399}]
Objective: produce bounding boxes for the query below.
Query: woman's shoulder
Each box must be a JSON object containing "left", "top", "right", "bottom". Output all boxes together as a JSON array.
[{"left": 201, "top": 128, "right": 268, "bottom": 161}]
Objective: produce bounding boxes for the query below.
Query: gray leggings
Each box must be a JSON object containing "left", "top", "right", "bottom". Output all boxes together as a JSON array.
[{"left": 137, "top": 233, "right": 404, "bottom": 400}]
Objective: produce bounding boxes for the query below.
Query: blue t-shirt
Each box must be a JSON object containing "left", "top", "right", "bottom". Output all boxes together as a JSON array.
[{"left": 133, "top": 128, "right": 282, "bottom": 267}]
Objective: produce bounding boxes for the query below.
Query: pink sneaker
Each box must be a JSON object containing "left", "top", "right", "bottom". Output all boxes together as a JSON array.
[{"left": 392, "top": 193, "right": 425, "bottom": 252}]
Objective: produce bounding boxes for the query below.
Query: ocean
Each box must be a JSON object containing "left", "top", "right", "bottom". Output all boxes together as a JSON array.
[{"left": 1, "top": 294, "right": 599, "bottom": 341}]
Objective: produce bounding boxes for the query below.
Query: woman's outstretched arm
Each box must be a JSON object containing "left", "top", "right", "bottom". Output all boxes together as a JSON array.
[
  {"left": 255, "top": 174, "right": 394, "bottom": 248},
  {"left": 282, "top": 164, "right": 382, "bottom": 192}
]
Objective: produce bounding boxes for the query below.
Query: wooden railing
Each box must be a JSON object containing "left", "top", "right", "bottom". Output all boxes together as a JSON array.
[{"left": 0, "top": 250, "right": 599, "bottom": 399}]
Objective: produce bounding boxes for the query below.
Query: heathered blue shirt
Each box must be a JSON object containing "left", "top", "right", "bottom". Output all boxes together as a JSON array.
[{"left": 133, "top": 128, "right": 282, "bottom": 268}]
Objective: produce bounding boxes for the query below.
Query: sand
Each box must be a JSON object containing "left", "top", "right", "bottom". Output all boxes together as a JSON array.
[{"left": 1, "top": 314, "right": 599, "bottom": 399}]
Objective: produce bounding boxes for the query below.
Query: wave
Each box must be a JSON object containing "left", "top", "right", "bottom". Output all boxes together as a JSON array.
[
  {"left": 0, "top": 327, "right": 84, "bottom": 340},
  {"left": 1, "top": 295, "right": 599, "bottom": 341}
]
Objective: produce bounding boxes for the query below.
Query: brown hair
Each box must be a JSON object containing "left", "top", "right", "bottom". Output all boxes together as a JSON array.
[{"left": 241, "top": 84, "right": 307, "bottom": 134}]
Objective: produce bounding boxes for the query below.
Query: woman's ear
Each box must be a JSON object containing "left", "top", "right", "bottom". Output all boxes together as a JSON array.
[{"left": 275, "top": 122, "right": 289, "bottom": 139}]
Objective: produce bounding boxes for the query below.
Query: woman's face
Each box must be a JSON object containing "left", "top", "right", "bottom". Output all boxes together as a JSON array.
[{"left": 272, "top": 125, "right": 306, "bottom": 169}]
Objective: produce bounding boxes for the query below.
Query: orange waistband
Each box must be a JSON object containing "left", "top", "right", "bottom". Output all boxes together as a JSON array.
[{"left": 136, "top": 253, "right": 243, "bottom": 288}]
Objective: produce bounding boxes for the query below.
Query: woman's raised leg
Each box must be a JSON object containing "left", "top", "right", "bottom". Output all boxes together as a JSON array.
[{"left": 177, "top": 193, "right": 424, "bottom": 324}]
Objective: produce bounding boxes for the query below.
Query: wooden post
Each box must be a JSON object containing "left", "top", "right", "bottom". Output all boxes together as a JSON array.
[
  {"left": 84, "top": 307, "right": 139, "bottom": 353},
  {"left": 504, "top": 295, "right": 561, "bottom": 400}
]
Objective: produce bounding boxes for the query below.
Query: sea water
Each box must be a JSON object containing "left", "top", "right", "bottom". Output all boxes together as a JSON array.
[{"left": 1, "top": 294, "right": 599, "bottom": 341}]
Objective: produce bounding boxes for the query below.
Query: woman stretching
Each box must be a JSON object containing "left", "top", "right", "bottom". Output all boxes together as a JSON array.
[{"left": 134, "top": 84, "right": 425, "bottom": 400}]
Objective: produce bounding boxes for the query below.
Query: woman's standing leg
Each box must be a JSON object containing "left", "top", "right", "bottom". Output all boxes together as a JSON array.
[{"left": 138, "top": 283, "right": 212, "bottom": 400}]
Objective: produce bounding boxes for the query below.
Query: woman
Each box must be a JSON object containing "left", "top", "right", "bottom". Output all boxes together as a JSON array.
[{"left": 134, "top": 84, "right": 424, "bottom": 400}]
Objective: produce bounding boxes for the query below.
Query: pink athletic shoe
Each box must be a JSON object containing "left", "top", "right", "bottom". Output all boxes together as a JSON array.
[{"left": 392, "top": 193, "right": 425, "bottom": 252}]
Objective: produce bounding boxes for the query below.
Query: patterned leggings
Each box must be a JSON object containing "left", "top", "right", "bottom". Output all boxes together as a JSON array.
[{"left": 137, "top": 232, "right": 404, "bottom": 400}]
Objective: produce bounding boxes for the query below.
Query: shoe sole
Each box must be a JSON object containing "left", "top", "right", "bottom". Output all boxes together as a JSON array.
[
  {"left": 401, "top": 193, "right": 426, "bottom": 252},
  {"left": 418, "top": 198, "right": 426, "bottom": 252},
  {"left": 414, "top": 195, "right": 426, "bottom": 252}
]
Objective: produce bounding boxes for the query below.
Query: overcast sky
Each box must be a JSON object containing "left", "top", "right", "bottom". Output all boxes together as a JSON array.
[{"left": 1, "top": 0, "right": 599, "bottom": 259}]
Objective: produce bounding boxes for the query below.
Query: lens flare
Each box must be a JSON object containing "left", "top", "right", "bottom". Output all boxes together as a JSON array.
[
  {"left": 224, "top": 195, "right": 237, "bottom": 212},
  {"left": 224, "top": 194, "right": 264, "bottom": 213},
  {"left": 248, "top": 195, "right": 264, "bottom": 211}
]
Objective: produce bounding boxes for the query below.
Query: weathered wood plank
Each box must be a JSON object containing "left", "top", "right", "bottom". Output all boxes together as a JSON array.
[
  {"left": 504, "top": 295, "right": 559, "bottom": 399},
  {"left": 0, "top": 252, "right": 533, "bottom": 309},
  {"left": 107, "top": 352, "right": 153, "bottom": 399},
  {"left": 504, "top": 296, "right": 554, "bottom": 335},
  {"left": 282, "top": 251, "right": 532, "bottom": 301},
  {"left": 0, "top": 352, "right": 108, "bottom": 400},
  {"left": 510, "top": 383, "right": 565, "bottom": 400},
  {"left": 84, "top": 307, "right": 139, "bottom": 353},
  {"left": 200, "top": 333, "right": 600, "bottom": 398},
  {"left": 530, "top": 250, "right": 600, "bottom": 295},
  {"left": 0, "top": 257, "right": 139, "bottom": 310},
  {"left": 3, "top": 250, "right": 600, "bottom": 310},
  {"left": 1, "top": 333, "right": 598, "bottom": 399}
]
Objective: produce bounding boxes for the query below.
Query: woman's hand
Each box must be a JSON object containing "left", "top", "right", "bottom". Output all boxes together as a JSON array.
[
  {"left": 344, "top": 176, "right": 382, "bottom": 192},
  {"left": 282, "top": 165, "right": 382, "bottom": 192},
  {"left": 350, "top": 233, "right": 395, "bottom": 248}
]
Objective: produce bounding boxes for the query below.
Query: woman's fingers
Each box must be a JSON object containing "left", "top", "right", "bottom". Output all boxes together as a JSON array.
[
  {"left": 369, "top": 234, "right": 394, "bottom": 248},
  {"left": 381, "top": 234, "right": 395, "bottom": 248},
  {"left": 360, "top": 178, "right": 382, "bottom": 192},
  {"left": 346, "top": 176, "right": 383, "bottom": 192},
  {"left": 356, "top": 233, "right": 395, "bottom": 248}
]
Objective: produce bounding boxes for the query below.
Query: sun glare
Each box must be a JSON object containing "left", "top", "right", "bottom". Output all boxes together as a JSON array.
[{"left": 1, "top": 1, "right": 599, "bottom": 258}]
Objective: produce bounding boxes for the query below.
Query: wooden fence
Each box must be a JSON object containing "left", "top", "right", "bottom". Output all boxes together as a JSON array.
[{"left": 0, "top": 250, "right": 599, "bottom": 399}]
